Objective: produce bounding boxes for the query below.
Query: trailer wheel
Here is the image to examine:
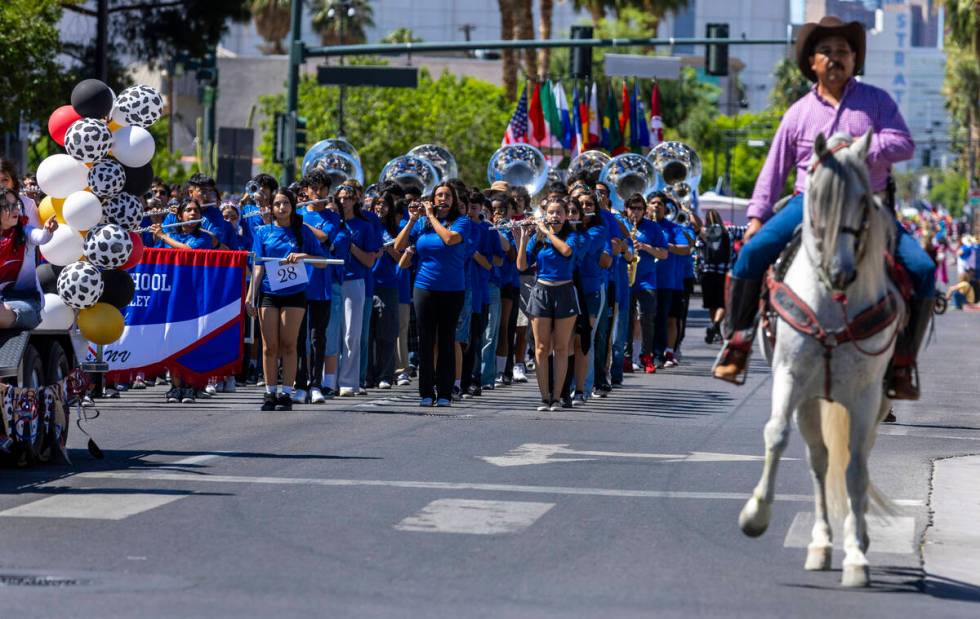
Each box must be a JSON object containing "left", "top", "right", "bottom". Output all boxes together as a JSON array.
[
  {"left": 20, "top": 345, "right": 43, "bottom": 389},
  {"left": 44, "top": 342, "right": 71, "bottom": 385}
]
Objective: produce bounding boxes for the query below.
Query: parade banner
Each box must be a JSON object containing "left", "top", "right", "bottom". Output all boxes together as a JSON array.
[{"left": 104, "top": 248, "right": 248, "bottom": 384}]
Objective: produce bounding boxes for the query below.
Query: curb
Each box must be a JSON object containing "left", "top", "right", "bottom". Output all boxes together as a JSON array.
[{"left": 923, "top": 454, "right": 980, "bottom": 590}]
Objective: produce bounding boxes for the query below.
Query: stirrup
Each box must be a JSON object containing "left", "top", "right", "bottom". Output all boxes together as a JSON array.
[{"left": 712, "top": 343, "right": 750, "bottom": 386}]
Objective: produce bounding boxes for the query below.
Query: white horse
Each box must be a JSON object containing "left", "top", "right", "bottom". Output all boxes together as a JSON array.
[{"left": 738, "top": 130, "right": 903, "bottom": 588}]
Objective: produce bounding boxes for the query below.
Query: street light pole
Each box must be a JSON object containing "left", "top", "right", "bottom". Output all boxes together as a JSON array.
[{"left": 284, "top": 0, "right": 304, "bottom": 184}]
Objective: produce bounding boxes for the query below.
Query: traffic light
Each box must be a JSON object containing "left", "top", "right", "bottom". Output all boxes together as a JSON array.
[
  {"left": 570, "top": 25, "right": 594, "bottom": 80},
  {"left": 706, "top": 23, "right": 729, "bottom": 76},
  {"left": 294, "top": 115, "right": 307, "bottom": 157}
]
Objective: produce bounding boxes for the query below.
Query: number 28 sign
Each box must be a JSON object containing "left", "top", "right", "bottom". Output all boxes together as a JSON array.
[{"left": 266, "top": 261, "right": 309, "bottom": 292}]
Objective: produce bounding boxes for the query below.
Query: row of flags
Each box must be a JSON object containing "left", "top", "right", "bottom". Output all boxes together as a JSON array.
[{"left": 502, "top": 80, "right": 664, "bottom": 165}]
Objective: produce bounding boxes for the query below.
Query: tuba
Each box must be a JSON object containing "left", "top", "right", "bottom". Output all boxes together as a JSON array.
[
  {"left": 598, "top": 153, "right": 657, "bottom": 208},
  {"left": 648, "top": 141, "right": 701, "bottom": 210},
  {"left": 301, "top": 137, "right": 365, "bottom": 190},
  {"left": 407, "top": 144, "right": 458, "bottom": 183},
  {"left": 487, "top": 144, "right": 550, "bottom": 196},
  {"left": 379, "top": 155, "right": 440, "bottom": 197},
  {"left": 567, "top": 150, "right": 611, "bottom": 186}
]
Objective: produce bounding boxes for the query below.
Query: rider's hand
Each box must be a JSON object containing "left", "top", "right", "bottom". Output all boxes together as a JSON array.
[{"left": 744, "top": 217, "right": 763, "bottom": 242}]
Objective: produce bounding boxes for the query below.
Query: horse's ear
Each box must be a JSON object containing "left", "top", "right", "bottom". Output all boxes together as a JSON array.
[
  {"left": 814, "top": 133, "right": 828, "bottom": 158},
  {"left": 853, "top": 128, "right": 873, "bottom": 160}
]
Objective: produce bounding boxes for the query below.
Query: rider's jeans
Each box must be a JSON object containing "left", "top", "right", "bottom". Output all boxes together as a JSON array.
[{"left": 732, "top": 193, "right": 936, "bottom": 299}]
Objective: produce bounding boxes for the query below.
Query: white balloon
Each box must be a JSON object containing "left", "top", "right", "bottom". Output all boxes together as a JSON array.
[
  {"left": 62, "top": 191, "right": 104, "bottom": 231},
  {"left": 36, "top": 154, "right": 90, "bottom": 199},
  {"left": 37, "top": 293, "right": 76, "bottom": 331},
  {"left": 111, "top": 125, "right": 155, "bottom": 167},
  {"left": 40, "top": 226, "right": 85, "bottom": 266}
]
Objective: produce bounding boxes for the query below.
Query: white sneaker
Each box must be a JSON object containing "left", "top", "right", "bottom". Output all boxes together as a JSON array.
[
  {"left": 378, "top": 381, "right": 392, "bottom": 389},
  {"left": 512, "top": 364, "right": 528, "bottom": 383},
  {"left": 338, "top": 387, "right": 355, "bottom": 397},
  {"left": 204, "top": 382, "right": 217, "bottom": 396},
  {"left": 310, "top": 387, "right": 325, "bottom": 404},
  {"left": 396, "top": 373, "right": 411, "bottom": 386},
  {"left": 223, "top": 376, "right": 236, "bottom": 393},
  {"left": 291, "top": 388, "right": 307, "bottom": 403},
  {"left": 494, "top": 373, "right": 505, "bottom": 386}
]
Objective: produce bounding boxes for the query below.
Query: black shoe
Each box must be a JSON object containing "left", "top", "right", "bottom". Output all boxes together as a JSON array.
[
  {"left": 320, "top": 387, "right": 337, "bottom": 398},
  {"left": 274, "top": 393, "right": 292, "bottom": 411},
  {"left": 260, "top": 393, "right": 276, "bottom": 411},
  {"left": 165, "top": 388, "right": 180, "bottom": 403},
  {"left": 560, "top": 396, "right": 573, "bottom": 409}
]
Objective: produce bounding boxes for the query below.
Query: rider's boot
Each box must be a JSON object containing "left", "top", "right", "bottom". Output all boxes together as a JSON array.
[
  {"left": 886, "top": 296, "right": 933, "bottom": 400},
  {"left": 712, "top": 276, "right": 764, "bottom": 384}
]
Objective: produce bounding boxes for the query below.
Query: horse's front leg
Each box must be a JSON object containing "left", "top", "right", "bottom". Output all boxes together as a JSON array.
[
  {"left": 840, "top": 390, "right": 880, "bottom": 587},
  {"left": 739, "top": 368, "right": 806, "bottom": 537},
  {"left": 796, "top": 398, "right": 832, "bottom": 570}
]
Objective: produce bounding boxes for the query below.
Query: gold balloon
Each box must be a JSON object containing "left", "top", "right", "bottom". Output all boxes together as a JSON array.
[
  {"left": 38, "top": 196, "right": 66, "bottom": 223},
  {"left": 78, "top": 302, "right": 125, "bottom": 345},
  {"left": 108, "top": 120, "right": 123, "bottom": 132}
]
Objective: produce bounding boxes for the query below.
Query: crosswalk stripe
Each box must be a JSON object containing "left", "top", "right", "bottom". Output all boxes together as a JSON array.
[
  {"left": 395, "top": 499, "right": 555, "bottom": 534},
  {"left": 782, "top": 511, "right": 916, "bottom": 555},
  {"left": 0, "top": 493, "right": 186, "bottom": 521}
]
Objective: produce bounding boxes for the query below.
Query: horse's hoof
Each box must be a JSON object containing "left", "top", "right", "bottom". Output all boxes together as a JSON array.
[
  {"left": 805, "top": 545, "right": 832, "bottom": 571},
  {"left": 738, "top": 496, "right": 771, "bottom": 538},
  {"left": 841, "top": 564, "right": 870, "bottom": 587}
]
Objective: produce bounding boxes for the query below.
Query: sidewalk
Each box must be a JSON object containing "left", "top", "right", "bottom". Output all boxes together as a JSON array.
[{"left": 924, "top": 455, "right": 980, "bottom": 590}]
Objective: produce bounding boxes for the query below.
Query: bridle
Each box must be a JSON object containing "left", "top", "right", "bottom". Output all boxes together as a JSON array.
[{"left": 805, "top": 141, "right": 875, "bottom": 294}]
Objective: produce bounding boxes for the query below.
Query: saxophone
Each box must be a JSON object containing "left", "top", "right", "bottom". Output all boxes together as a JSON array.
[{"left": 627, "top": 221, "right": 639, "bottom": 287}]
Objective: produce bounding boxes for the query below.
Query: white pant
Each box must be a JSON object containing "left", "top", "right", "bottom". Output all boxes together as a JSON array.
[{"left": 339, "top": 279, "right": 365, "bottom": 390}]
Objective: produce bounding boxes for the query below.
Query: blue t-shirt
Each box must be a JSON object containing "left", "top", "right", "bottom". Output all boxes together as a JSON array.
[
  {"left": 343, "top": 216, "right": 381, "bottom": 281},
  {"left": 164, "top": 207, "right": 234, "bottom": 248},
  {"left": 331, "top": 225, "right": 351, "bottom": 286},
  {"left": 302, "top": 207, "right": 341, "bottom": 301},
  {"left": 655, "top": 219, "right": 688, "bottom": 291},
  {"left": 360, "top": 210, "right": 384, "bottom": 296},
  {"left": 492, "top": 229, "right": 519, "bottom": 289},
  {"left": 411, "top": 216, "right": 471, "bottom": 292},
  {"left": 526, "top": 232, "right": 578, "bottom": 282},
  {"left": 599, "top": 209, "right": 622, "bottom": 284},
  {"left": 576, "top": 223, "right": 610, "bottom": 294},
  {"left": 475, "top": 221, "right": 503, "bottom": 306},
  {"left": 632, "top": 218, "right": 668, "bottom": 291},
  {"left": 251, "top": 223, "right": 323, "bottom": 296},
  {"left": 157, "top": 229, "right": 214, "bottom": 250},
  {"left": 677, "top": 223, "right": 696, "bottom": 283},
  {"left": 372, "top": 228, "right": 399, "bottom": 289}
]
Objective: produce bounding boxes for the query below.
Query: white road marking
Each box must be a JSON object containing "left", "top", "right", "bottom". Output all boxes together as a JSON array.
[
  {"left": 170, "top": 454, "right": 225, "bottom": 466},
  {"left": 480, "top": 443, "right": 786, "bottom": 467},
  {"left": 71, "top": 471, "right": 840, "bottom": 503},
  {"left": 395, "top": 499, "right": 555, "bottom": 535},
  {"left": 0, "top": 493, "right": 186, "bottom": 521},
  {"left": 783, "top": 511, "right": 916, "bottom": 555},
  {"left": 878, "top": 428, "right": 980, "bottom": 442}
]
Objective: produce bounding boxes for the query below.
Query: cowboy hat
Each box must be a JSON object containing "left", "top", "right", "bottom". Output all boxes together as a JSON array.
[{"left": 796, "top": 16, "right": 866, "bottom": 82}]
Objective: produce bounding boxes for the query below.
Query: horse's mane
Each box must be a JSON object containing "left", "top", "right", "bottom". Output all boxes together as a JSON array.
[{"left": 805, "top": 132, "right": 894, "bottom": 276}]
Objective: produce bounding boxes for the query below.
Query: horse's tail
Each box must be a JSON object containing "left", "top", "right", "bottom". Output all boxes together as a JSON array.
[{"left": 820, "top": 401, "right": 893, "bottom": 520}]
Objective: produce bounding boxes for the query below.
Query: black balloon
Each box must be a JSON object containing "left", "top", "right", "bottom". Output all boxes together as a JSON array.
[
  {"left": 71, "top": 79, "right": 114, "bottom": 118},
  {"left": 37, "top": 263, "right": 63, "bottom": 295},
  {"left": 123, "top": 162, "right": 154, "bottom": 196},
  {"left": 98, "top": 269, "right": 136, "bottom": 309}
]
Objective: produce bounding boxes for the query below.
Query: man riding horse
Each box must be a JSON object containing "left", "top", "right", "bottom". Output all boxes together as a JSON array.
[{"left": 713, "top": 16, "right": 936, "bottom": 400}]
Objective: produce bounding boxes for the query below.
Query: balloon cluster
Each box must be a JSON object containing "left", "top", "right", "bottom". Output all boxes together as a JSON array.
[{"left": 36, "top": 79, "right": 160, "bottom": 345}]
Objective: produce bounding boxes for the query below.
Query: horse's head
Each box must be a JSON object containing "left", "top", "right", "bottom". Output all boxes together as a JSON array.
[{"left": 804, "top": 130, "right": 891, "bottom": 293}]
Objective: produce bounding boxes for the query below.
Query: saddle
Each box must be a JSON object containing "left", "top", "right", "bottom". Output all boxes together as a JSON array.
[{"left": 760, "top": 226, "right": 911, "bottom": 352}]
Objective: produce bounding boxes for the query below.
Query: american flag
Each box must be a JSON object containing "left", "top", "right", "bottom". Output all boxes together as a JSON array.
[{"left": 502, "top": 85, "right": 529, "bottom": 146}]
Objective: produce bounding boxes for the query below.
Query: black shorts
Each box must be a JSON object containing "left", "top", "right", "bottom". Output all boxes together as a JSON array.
[
  {"left": 700, "top": 272, "right": 726, "bottom": 310},
  {"left": 527, "top": 282, "right": 580, "bottom": 319},
  {"left": 260, "top": 291, "right": 307, "bottom": 309},
  {"left": 668, "top": 288, "right": 687, "bottom": 319},
  {"left": 500, "top": 285, "right": 519, "bottom": 301}
]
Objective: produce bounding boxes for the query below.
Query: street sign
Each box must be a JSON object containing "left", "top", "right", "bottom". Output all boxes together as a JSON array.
[
  {"left": 317, "top": 66, "right": 419, "bottom": 88},
  {"left": 603, "top": 54, "right": 681, "bottom": 80}
]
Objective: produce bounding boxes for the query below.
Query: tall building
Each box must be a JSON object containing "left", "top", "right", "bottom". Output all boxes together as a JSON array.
[{"left": 660, "top": 0, "right": 794, "bottom": 112}]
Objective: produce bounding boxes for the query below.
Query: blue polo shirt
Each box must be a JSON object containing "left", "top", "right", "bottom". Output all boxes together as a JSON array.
[{"left": 411, "top": 216, "right": 471, "bottom": 292}]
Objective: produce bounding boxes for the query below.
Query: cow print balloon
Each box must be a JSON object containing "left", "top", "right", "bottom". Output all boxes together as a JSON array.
[
  {"left": 84, "top": 224, "right": 133, "bottom": 269},
  {"left": 64, "top": 118, "right": 112, "bottom": 164},
  {"left": 110, "top": 85, "right": 163, "bottom": 128},
  {"left": 88, "top": 159, "right": 126, "bottom": 199},
  {"left": 103, "top": 192, "right": 143, "bottom": 230},
  {"left": 56, "top": 261, "right": 104, "bottom": 310}
]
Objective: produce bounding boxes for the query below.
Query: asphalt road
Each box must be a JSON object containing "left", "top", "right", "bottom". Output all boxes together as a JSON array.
[{"left": 1, "top": 307, "right": 978, "bottom": 618}]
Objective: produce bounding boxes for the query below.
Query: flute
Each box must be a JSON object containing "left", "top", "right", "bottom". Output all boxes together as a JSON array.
[
  {"left": 254, "top": 256, "right": 346, "bottom": 265},
  {"left": 490, "top": 220, "right": 581, "bottom": 230},
  {"left": 134, "top": 219, "right": 204, "bottom": 233}
]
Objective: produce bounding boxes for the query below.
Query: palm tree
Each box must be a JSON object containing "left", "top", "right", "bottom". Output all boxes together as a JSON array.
[
  {"left": 570, "top": 0, "right": 614, "bottom": 24},
  {"left": 381, "top": 27, "right": 422, "bottom": 44},
  {"left": 251, "top": 0, "right": 292, "bottom": 55},
  {"left": 516, "top": 0, "right": 538, "bottom": 82},
  {"left": 499, "top": 0, "right": 519, "bottom": 100},
  {"left": 944, "top": 0, "right": 980, "bottom": 59},
  {"left": 769, "top": 57, "right": 810, "bottom": 111},
  {"left": 310, "top": 0, "right": 375, "bottom": 46},
  {"left": 624, "top": 0, "right": 690, "bottom": 36},
  {"left": 539, "top": 0, "right": 554, "bottom": 80}
]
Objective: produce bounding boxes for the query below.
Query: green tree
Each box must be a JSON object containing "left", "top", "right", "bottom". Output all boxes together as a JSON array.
[
  {"left": 693, "top": 109, "right": 783, "bottom": 198},
  {"left": 769, "top": 57, "right": 810, "bottom": 111},
  {"left": 310, "top": 0, "right": 375, "bottom": 46},
  {"left": 250, "top": 0, "right": 292, "bottom": 55},
  {"left": 0, "top": 1, "right": 64, "bottom": 135},
  {"left": 259, "top": 70, "right": 513, "bottom": 186},
  {"left": 381, "top": 27, "right": 422, "bottom": 44},
  {"left": 928, "top": 168, "right": 969, "bottom": 216}
]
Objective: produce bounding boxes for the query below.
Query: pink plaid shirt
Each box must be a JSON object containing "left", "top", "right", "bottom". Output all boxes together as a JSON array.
[{"left": 747, "top": 79, "right": 914, "bottom": 221}]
